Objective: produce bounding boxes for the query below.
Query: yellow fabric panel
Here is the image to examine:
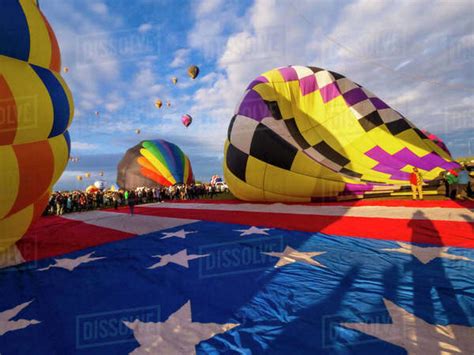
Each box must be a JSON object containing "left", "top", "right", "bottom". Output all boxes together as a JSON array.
[
  {"left": 140, "top": 148, "right": 176, "bottom": 185},
  {"left": 396, "top": 129, "right": 435, "bottom": 157},
  {"left": 263, "top": 164, "right": 317, "bottom": 198},
  {"left": 263, "top": 190, "right": 310, "bottom": 203},
  {"left": 367, "top": 125, "right": 404, "bottom": 155},
  {"left": 252, "top": 82, "right": 277, "bottom": 102},
  {"left": 291, "top": 151, "right": 341, "bottom": 180},
  {"left": 1, "top": 59, "right": 54, "bottom": 144},
  {"left": 261, "top": 68, "right": 285, "bottom": 84},
  {"left": 20, "top": 0, "right": 52, "bottom": 69},
  {"left": 48, "top": 134, "right": 69, "bottom": 190},
  {"left": 298, "top": 125, "right": 322, "bottom": 147},
  {"left": 312, "top": 178, "right": 345, "bottom": 197},
  {"left": 183, "top": 156, "right": 190, "bottom": 182},
  {"left": 322, "top": 110, "right": 364, "bottom": 148},
  {"left": 245, "top": 156, "right": 266, "bottom": 190},
  {"left": 223, "top": 166, "right": 265, "bottom": 201},
  {"left": 0, "top": 204, "right": 33, "bottom": 252},
  {"left": 55, "top": 74, "right": 75, "bottom": 128},
  {"left": 295, "top": 89, "right": 326, "bottom": 127},
  {"left": 273, "top": 81, "right": 296, "bottom": 119},
  {"left": 320, "top": 96, "right": 349, "bottom": 124},
  {"left": 0, "top": 146, "right": 20, "bottom": 219}
]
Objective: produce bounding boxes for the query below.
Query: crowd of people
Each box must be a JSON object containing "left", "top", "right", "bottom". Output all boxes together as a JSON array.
[{"left": 45, "top": 184, "right": 221, "bottom": 216}]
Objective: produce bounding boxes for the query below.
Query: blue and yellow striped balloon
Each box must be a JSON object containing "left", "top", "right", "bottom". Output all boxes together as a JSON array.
[{"left": 0, "top": 0, "right": 74, "bottom": 251}]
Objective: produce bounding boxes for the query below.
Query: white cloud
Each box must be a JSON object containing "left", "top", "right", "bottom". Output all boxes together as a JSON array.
[
  {"left": 170, "top": 48, "right": 190, "bottom": 68},
  {"left": 188, "top": 0, "right": 474, "bottom": 159},
  {"left": 89, "top": 2, "right": 108, "bottom": 16},
  {"left": 71, "top": 142, "right": 99, "bottom": 151},
  {"left": 138, "top": 23, "right": 153, "bottom": 33}
]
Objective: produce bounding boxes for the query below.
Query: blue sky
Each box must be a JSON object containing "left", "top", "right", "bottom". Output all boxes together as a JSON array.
[{"left": 42, "top": 0, "right": 474, "bottom": 191}]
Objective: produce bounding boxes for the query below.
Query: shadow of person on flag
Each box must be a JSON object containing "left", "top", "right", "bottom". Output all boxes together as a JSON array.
[{"left": 408, "top": 209, "right": 471, "bottom": 353}]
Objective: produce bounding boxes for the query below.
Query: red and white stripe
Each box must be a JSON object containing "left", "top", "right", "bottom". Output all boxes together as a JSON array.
[{"left": 1, "top": 200, "right": 473, "bottom": 269}]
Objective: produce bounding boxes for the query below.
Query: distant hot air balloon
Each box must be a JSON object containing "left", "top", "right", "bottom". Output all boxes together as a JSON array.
[
  {"left": 187, "top": 65, "right": 199, "bottom": 79},
  {"left": 117, "top": 139, "right": 195, "bottom": 189},
  {"left": 181, "top": 114, "right": 192, "bottom": 127},
  {"left": 0, "top": 1, "right": 74, "bottom": 252},
  {"left": 136, "top": 129, "right": 141, "bottom": 135},
  {"left": 77, "top": 176, "right": 83, "bottom": 181},
  {"left": 155, "top": 99, "right": 163, "bottom": 109},
  {"left": 63, "top": 66, "right": 69, "bottom": 73},
  {"left": 99, "top": 171, "right": 104, "bottom": 177},
  {"left": 95, "top": 111, "right": 100, "bottom": 116},
  {"left": 166, "top": 100, "right": 171, "bottom": 108},
  {"left": 171, "top": 77, "right": 178, "bottom": 85},
  {"left": 85, "top": 172, "right": 91, "bottom": 178}
]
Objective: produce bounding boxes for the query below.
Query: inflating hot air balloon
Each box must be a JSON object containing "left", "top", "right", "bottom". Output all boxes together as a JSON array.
[
  {"left": 0, "top": 0, "right": 74, "bottom": 252},
  {"left": 109, "top": 183, "right": 120, "bottom": 192},
  {"left": 181, "top": 114, "right": 192, "bottom": 127},
  {"left": 155, "top": 99, "right": 163, "bottom": 109},
  {"left": 85, "top": 172, "right": 91, "bottom": 178},
  {"left": 86, "top": 185, "right": 99, "bottom": 194},
  {"left": 94, "top": 180, "right": 106, "bottom": 190},
  {"left": 117, "top": 139, "right": 194, "bottom": 189},
  {"left": 224, "top": 65, "right": 459, "bottom": 202},
  {"left": 171, "top": 77, "right": 178, "bottom": 85},
  {"left": 135, "top": 129, "right": 141, "bottom": 135},
  {"left": 187, "top": 65, "right": 199, "bottom": 79}
]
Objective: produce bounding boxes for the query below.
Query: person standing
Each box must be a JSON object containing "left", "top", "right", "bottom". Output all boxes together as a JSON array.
[
  {"left": 128, "top": 190, "right": 136, "bottom": 216},
  {"left": 410, "top": 167, "right": 423, "bottom": 200},
  {"left": 445, "top": 169, "right": 459, "bottom": 199}
]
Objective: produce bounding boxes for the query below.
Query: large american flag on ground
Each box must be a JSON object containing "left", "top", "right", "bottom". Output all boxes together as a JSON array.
[{"left": 0, "top": 200, "right": 473, "bottom": 354}]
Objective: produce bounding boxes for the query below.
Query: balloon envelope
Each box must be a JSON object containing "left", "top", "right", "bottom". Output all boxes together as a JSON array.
[
  {"left": 94, "top": 180, "right": 106, "bottom": 190},
  {"left": 155, "top": 99, "right": 163, "bottom": 109},
  {"left": 117, "top": 139, "right": 195, "bottom": 189},
  {"left": 86, "top": 185, "right": 99, "bottom": 194},
  {"left": 0, "top": 1, "right": 74, "bottom": 251},
  {"left": 224, "top": 65, "right": 459, "bottom": 202},
  {"left": 187, "top": 65, "right": 199, "bottom": 79},
  {"left": 172, "top": 77, "right": 178, "bottom": 85},
  {"left": 181, "top": 114, "right": 192, "bottom": 127}
]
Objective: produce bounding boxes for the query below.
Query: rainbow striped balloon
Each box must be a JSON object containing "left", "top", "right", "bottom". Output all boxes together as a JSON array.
[
  {"left": 0, "top": 0, "right": 74, "bottom": 251},
  {"left": 117, "top": 140, "right": 194, "bottom": 189}
]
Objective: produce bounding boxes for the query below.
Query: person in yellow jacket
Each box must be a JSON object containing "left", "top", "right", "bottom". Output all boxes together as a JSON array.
[{"left": 410, "top": 167, "right": 424, "bottom": 200}]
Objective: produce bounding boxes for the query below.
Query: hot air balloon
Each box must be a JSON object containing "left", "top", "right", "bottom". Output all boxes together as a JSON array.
[
  {"left": 86, "top": 185, "right": 99, "bottom": 194},
  {"left": 155, "top": 99, "right": 163, "bottom": 109},
  {"left": 99, "top": 171, "right": 104, "bottom": 177},
  {"left": 171, "top": 77, "right": 178, "bottom": 85},
  {"left": 117, "top": 139, "right": 195, "bottom": 189},
  {"left": 224, "top": 65, "right": 459, "bottom": 202},
  {"left": 0, "top": 1, "right": 74, "bottom": 252},
  {"left": 187, "top": 65, "right": 199, "bottom": 79},
  {"left": 135, "top": 129, "right": 141, "bottom": 135},
  {"left": 166, "top": 100, "right": 171, "bottom": 108},
  {"left": 181, "top": 114, "right": 192, "bottom": 127},
  {"left": 77, "top": 176, "right": 83, "bottom": 181},
  {"left": 109, "top": 183, "right": 120, "bottom": 192},
  {"left": 63, "top": 66, "right": 69, "bottom": 73},
  {"left": 95, "top": 111, "right": 100, "bottom": 116},
  {"left": 85, "top": 172, "right": 91, "bottom": 178},
  {"left": 94, "top": 180, "right": 106, "bottom": 190}
]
